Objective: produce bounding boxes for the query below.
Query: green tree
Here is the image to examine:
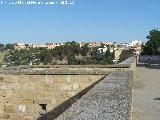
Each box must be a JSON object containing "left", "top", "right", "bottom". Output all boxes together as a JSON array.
[
  {"left": 5, "top": 44, "right": 14, "bottom": 50},
  {"left": 40, "top": 49, "right": 53, "bottom": 65},
  {"left": 141, "top": 29, "right": 160, "bottom": 55},
  {"left": 80, "top": 43, "right": 89, "bottom": 56},
  {"left": 104, "top": 51, "right": 114, "bottom": 64},
  {"left": 68, "top": 55, "right": 77, "bottom": 65},
  {"left": 0, "top": 44, "right": 5, "bottom": 51}
]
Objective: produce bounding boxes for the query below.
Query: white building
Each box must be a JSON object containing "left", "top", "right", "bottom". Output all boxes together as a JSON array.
[
  {"left": 14, "top": 43, "right": 26, "bottom": 50},
  {"left": 97, "top": 46, "right": 114, "bottom": 54},
  {"left": 128, "top": 40, "right": 142, "bottom": 47}
]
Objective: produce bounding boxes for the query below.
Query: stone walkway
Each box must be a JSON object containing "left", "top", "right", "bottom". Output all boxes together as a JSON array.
[
  {"left": 56, "top": 72, "right": 133, "bottom": 120},
  {"left": 132, "top": 66, "right": 160, "bottom": 120}
]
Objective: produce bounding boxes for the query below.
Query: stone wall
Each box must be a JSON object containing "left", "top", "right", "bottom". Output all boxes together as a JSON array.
[
  {"left": 0, "top": 74, "right": 105, "bottom": 120},
  {"left": 0, "top": 57, "right": 136, "bottom": 120}
]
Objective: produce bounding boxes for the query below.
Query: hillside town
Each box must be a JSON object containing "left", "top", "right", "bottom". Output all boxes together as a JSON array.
[
  {"left": 13, "top": 40, "right": 142, "bottom": 53},
  {"left": 0, "top": 40, "right": 143, "bottom": 67}
]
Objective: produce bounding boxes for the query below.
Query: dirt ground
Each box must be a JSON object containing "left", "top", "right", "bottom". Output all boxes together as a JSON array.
[{"left": 132, "top": 65, "right": 160, "bottom": 120}]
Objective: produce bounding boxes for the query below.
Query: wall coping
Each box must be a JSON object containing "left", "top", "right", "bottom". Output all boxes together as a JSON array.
[
  {"left": 0, "top": 57, "right": 136, "bottom": 75},
  {"left": 55, "top": 71, "right": 133, "bottom": 120}
]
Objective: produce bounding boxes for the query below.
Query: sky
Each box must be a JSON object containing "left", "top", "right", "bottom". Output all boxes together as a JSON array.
[{"left": 0, "top": 0, "right": 160, "bottom": 44}]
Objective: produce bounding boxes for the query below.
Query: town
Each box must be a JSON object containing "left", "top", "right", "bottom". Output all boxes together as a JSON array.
[{"left": 0, "top": 40, "right": 143, "bottom": 66}]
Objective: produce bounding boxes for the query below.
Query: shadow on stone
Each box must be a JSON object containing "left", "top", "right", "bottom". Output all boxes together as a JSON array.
[
  {"left": 154, "top": 97, "right": 160, "bottom": 101},
  {"left": 136, "top": 63, "right": 146, "bottom": 67},
  {"left": 36, "top": 76, "right": 106, "bottom": 120}
]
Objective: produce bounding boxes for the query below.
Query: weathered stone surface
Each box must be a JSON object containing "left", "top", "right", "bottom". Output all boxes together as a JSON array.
[
  {"left": 19, "top": 98, "right": 34, "bottom": 104},
  {"left": 0, "top": 102, "right": 4, "bottom": 113},
  {"left": 72, "top": 82, "right": 80, "bottom": 91},
  {"left": 3, "top": 113, "right": 23, "bottom": 120},
  {"left": 1, "top": 83, "right": 22, "bottom": 90},
  {"left": 56, "top": 72, "right": 133, "bottom": 120},
  {"left": 4, "top": 104, "right": 18, "bottom": 113},
  {"left": 0, "top": 75, "right": 4, "bottom": 82},
  {"left": 5, "top": 75, "right": 20, "bottom": 83},
  {"left": 19, "top": 75, "right": 30, "bottom": 83},
  {"left": 0, "top": 57, "right": 136, "bottom": 120},
  {"left": 0, "top": 73, "right": 106, "bottom": 119},
  {"left": 0, "top": 90, "right": 15, "bottom": 98},
  {"left": 23, "top": 116, "right": 33, "bottom": 120},
  {"left": 34, "top": 98, "right": 52, "bottom": 104},
  {"left": 29, "top": 75, "right": 45, "bottom": 83},
  {"left": 26, "top": 105, "right": 41, "bottom": 114}
]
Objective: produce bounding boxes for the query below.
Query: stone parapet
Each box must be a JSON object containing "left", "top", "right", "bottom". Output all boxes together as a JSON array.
[
  {"left": 55, "top": 71, "right": 133, "bottom": 120},
  {"left": 0, "top": 57, "right": 136, "bottom": 119},
  {"left": 0, "top": 59, "right": 135, "bottom": 75}
]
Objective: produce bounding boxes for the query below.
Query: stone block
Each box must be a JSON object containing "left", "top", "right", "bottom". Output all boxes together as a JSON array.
[
  {"left": 56, "top": 92, "right": 70, "bottom": 102},
  {"left": 22, "top": 83, "right": 42, "bottom": 90},
  {"left": 2, "top": 114, "right": 11, "bottom": 119},
  {"left": 22, "top": 83, "right": 31, "bottom": 90},
  {"left": 36, "top": 83, "right": 52, "bottom": 91},
  {"left": 67, "top": 91, "right": 77, "bottom": 97},
  {"left": 33, "top": 98, "right": 52, "bottom": 104},
  {"left": 66, "top": 76, "right": 72, "bottom": 84},
  {"left": 44, "top": 75, "right": 54, "bottom": 84},
  {"left": 23, "top": 116, "right": 34, "bottom": 120},
  {"left": 4, "top": 113, "right": 23, "bottom": 120},
  {"left": 42, "top": 91, "right": 53, "bottom": 97},
  {"left": 14, "top": 91, "right": 29, "bottom": 98},
  {"left": 72, "top": 82, "right": 80, "bottom": 91},
  {"left": 46, "top": 104, "right": 57, "bottom": 111},
  {"left": 4, "top": 104, "right": 17, "bottom": 113},
  {"left": 8, "top": 98, "right": 34, "bottom": 104},
  {"left": 1, "top": 83, "right": 22, "bottom": 90},
  {"left": 19, "top": 75, "right": 30, "bottom": 83},
  {"left": 26, "top": 105, "right": 41, "bottom": 114},
  {"left": 19, "top": 98, "right": 34, "bottom": 104},
  {"left": 23, "top": 116, "right": 33, "bottom": 120},
  {"left": 0, "top": 75, "right": 4, "bottom": 82},
  {"left": 0, "top": 90, "right": 15, "bottom": 98},
  {"left": 30, "top": 75, "right": 45, "bottom": 83},
  {"left": 79, "top": 83, "right": 88, "bottom": 90},
  {"left": 53, "top": 75, "right": 66, "bottom": 84},
  {"left": 5, "top": 75, "right": 20, "bottom": 83},
  {"left": 15, "top": 90, "right": 43, "bottom": 98},
  {"left": 58, "top": 83, "right": 72, "bottom": 91},
  {"left": 0, "top": 103, "right": 4, "bottom": 113}
]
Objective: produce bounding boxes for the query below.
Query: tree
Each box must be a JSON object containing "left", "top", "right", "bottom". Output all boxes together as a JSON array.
[
  {"left": 80, "top": 43, "right": 89, "bottom": 56},
  {"left": 25, "top": 44, "right": 29, "bottom": 48},
  {"left": 68, "top": 55, "right": 77, "bottom": 65},
  {"left": 40, "top": 49, "right": 53, "bottom": 65},
  {"left": 141, "top": 29, "right": 160, "bottom": 55},
  {"left": 104, "top": 51, "right": 114, "bottom": 64},
  {"left": 5, "top": 44, "right": 14, "bottom": 50},
  {"left": 0, "top": 44, "right": 5, "bottom": 51}
]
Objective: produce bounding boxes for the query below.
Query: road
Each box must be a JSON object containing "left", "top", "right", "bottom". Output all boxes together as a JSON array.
[{"left": 132, "top": 65, "right": 160, "bottom": 120}]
